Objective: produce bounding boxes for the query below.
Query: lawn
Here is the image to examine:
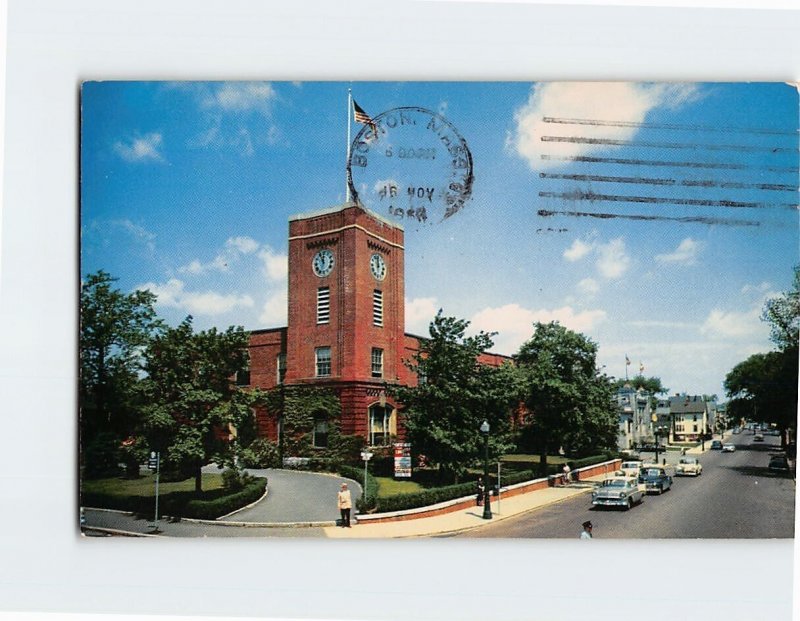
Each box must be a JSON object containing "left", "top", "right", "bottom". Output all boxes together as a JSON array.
[
  {"left": 82, "top": 473, "right": 224, "bottom": 497},
  {"left": 374, "top": 476, "right": 424, "bottom": 498}
]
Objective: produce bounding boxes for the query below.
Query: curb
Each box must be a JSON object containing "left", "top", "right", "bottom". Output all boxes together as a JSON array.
[{"left": 81, "top": 526, "right": 161, "bottom": 538}]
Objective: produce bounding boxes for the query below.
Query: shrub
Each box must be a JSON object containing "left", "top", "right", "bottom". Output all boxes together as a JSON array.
[
  {"left": 184, "top": 478, "right": 266, "bottom": 519},
  {"left": 83, "top": 432, "right": 122, "bottom": 479},
  {"left": 240, "top": 438, "right": 280, "bottom": 469}
]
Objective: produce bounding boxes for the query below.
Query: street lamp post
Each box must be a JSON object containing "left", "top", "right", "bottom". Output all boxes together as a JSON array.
[
  {"left": 480, "top": 420, "right": 492, "bottom": 520},
  {"left": 361, "top": 449, "right": 373, "bottom": 504}
]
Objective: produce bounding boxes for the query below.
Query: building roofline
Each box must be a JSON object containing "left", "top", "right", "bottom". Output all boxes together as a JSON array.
[{"left": 289, "top": 202, "right": 404, "bottom": 231}]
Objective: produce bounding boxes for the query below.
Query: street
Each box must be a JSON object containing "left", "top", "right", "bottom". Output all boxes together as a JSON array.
[{"left": 457, "top": 433, "right": 795, "bottom": 539}]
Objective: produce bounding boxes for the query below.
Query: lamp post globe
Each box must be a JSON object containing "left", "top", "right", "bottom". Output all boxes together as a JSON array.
[{"left": 480, "top": 420, "right": 492, "bottom": 519}]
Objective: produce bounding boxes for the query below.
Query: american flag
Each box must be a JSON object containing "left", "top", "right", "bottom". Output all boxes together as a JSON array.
[{"left": 353, "top": 99, "right": 377, "bottom": 134}]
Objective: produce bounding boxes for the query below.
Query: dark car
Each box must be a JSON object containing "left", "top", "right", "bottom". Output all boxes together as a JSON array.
[
  {"left": 710, "top": 440, "right": 723, "bottom": 450},
  {"left": 639, "top": 466, "right": 673, "bottom": 494},
  {"left": 768, "top": 455, "right": 790, "bottom": 474}
]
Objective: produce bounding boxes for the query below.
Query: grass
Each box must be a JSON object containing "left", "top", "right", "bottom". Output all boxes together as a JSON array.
[
  {"left": 82, "top": 473, "right": 224, "bottom": 497},
  {"left": 374, "top": 476, "right": 424, "bottom": 498}
]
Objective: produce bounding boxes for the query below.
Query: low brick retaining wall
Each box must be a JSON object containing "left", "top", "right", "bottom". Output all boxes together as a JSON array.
[{"left": 357, "top": 459, "right": 621, "bottom": 525}]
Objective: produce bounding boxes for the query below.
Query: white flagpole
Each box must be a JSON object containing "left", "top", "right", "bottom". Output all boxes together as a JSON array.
[{"left": 346, "top": 88, "right": 352, "bottom": 203}]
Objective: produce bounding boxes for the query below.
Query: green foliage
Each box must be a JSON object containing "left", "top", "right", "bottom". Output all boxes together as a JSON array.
[
  {"left": 240, "top": 438, "right": 281, "bottom": 468},
  {"left": 725, "top": 349, "right": 798, "bottom": 441},
  {"left": 140, "top": 316, "right": 253, "bottom": 491},
  {"left": 221, "top": 467, "right": 253, "bottom": 492},
  {"left": 516, "top": 321, "right": 618, "bottom": 473},
  {"left": 761, "top": 265, "right": 800, "bottom": 350},
  {"left": 391, "top": 311, "right": 522, "bottom": 483},
  {"left": 612, "top": 375, "right": 668, "bottom": 395},
  {"left": 81, "top": 477, "right": 266, "bottom": 520},
  {"left": 339, "top": 465, "right": 379, "bottom": 512},
  {"left": 83, "top": 432, "right": 122, "bottom": 479},
  {"left": 119, "top": 435, "right": 149, "bottom": 478},
  {"left": 80, "top": 270, "right": 162, "bottom": 441}
]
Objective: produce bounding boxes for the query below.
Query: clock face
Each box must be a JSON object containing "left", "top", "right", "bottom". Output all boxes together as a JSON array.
[
  {"left": 312, "top": 249, "right": 335, "bottom": 277},
  {"left": 370, "top": 253, "right": 387, "bottom": 281}
]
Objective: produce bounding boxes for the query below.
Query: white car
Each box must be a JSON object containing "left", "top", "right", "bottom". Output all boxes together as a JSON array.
[
  {"left": 675, "top": 457, "right": 703, "bottom": 476},
  {"left": 619, "top": 460, "right": 643, "bottom": 478},
  {"left": 722, "top": 444, "right": 736, "bottom": 453}
]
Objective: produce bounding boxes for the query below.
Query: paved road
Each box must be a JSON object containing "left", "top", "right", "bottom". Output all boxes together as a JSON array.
[
  {"left": 200, "top": 466, "right": 362, "bottom": 523},
  {"left": 457, "top": 434, "right": 795, "bottom": 539}
]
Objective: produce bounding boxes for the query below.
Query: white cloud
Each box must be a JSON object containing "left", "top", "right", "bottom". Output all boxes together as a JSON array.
[
  {"left": 470, "top": 303, "right": 607, "bottom": 355},
  {"left": 596, "top": 238, "right": 630, "bottom": 279},
  {"left": 227, "top": 236, "right": 259, "bottom": 254},
  {"left": 576, "top": 278, "right": 600, "bottom": 296},
  {"left": 564, "top": 239, "right": 593, "bottom": 262},
  {"left": 179, "top": 236, "right": 263, "bottom": 275},
  {"left": 259, "top": 289, "right": 288, "bottom": 326},
  {"left": 113, "top": 133, "right": 165, "bottom": 162},
  {"left": 137, "top": 278, "right": 254, "bottom": 316},
  {"left": 405, "top": 297, "right": 439, "bottom": 335},
  {"left": 701, "top": 306, "right": 768, "bottom": 340},
  {"left": 510, "top": 82, "right": 702, "bottom": 170},
  {"left": 741, "top": 282, "right": 772, "bottom": 295},
  {"left": 259, "top": 247, "right": 288, "bottom": 282},
  {"left": 655, "top": 238, "right": 702, "bottom": 265},
  {"left": 202, "top": 82, "right": 276, "bottom": 114}
]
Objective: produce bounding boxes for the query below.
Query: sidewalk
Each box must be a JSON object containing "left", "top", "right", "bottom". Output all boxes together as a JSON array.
[
  {"left": 83, "top": 473, "right": 609, "bottom": 539},
  {"left": 324, "top": 475, "right": 607, "bottom": 539}
]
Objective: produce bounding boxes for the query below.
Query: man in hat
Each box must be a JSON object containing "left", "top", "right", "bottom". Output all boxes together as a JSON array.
[
  {"left": 337, "top": 482, "right": 352, "bottom": 527},
  {"left": 580, "top": 520, "right": 593, "bottom": 539}
]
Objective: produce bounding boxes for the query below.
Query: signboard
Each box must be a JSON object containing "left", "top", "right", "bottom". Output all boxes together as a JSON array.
[{"left": 393, "top": 442, "right": 412, "bottom": 478}]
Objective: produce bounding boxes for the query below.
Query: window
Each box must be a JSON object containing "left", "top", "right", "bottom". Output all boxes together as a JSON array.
[
  {"left": 371, "top": 348, "right": 383, "bottom": 378},
  {"left": 315, "top": 347, "right": 331, "bottom": 377},
  {"left": 317, "top": 287, "right": 330, "bottom": 324},
  {"left": 373, "top": 290, "right": 383, "bottom": 326},
  {"left": 313, "top": 414, "right": 329, "bottom": 448},
  {"left": 235, "top": 368, "right": 250, "bottom": 386},
  {"left": 276, "top": 353, "right": 287, "bottom": 384},
  {"left": 693, "top": 424, "right": 698, "bottom": 433},
  {"left": 369, "top": 405, "right": 394, "bottom": 446}
]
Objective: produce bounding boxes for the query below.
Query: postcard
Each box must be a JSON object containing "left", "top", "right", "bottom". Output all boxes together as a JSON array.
[{"left": 79, "top": 81, "right": 797, "bottom": 539}]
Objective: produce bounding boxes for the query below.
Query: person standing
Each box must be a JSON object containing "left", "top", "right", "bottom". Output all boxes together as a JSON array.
[
  {"left": 337, "top": 482, "right": 352, "bottom": 527},
  {"left": 476, "top": 476, "right": 485, "bottom": 506},
  {"left": 562, "top": 463, "right": 572, "bottom": 485},
  {"left": 580, "top": 520, "right": 593, "bottom": 539}
]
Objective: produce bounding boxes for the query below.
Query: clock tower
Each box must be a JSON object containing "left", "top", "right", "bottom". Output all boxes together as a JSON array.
[{"left": 284, "top": 203, "right": 405, "bottom": 438}]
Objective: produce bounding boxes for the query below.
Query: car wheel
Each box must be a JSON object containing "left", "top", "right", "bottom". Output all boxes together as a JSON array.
[
  {"left": 658, "top": 485, "right": 663, "bottom": 495},
  {"left": 626, "top": 498, "right": 632, "bottom": 510}
]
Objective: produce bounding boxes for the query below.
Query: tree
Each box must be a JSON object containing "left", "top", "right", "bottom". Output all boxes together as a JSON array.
[
  {"left": 724, "top": 350, "right": 797, "bottom": 448},
  {"left": 516, "top": 322, "right": 617, "bottom": 474},
  {"left": 80, "top": 270, "right": 162, "bottom": 440},
  {"left": 140, "top": 317, "right": 254, "bottom": 492},
  {"left": 762, "top": 265, "right": 800, "bottom": 350},
  {"left": 611, "top": 375, "right": 668, "bottom": 396},
  {"left": 391, "top": 311, "right": 522, "bottom": 483}
]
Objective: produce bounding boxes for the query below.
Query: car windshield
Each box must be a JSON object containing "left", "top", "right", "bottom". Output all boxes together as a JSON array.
[
  {"left": 679, "top": 458, "right": 696, "bottom": 464},
  {"left": 622, "top": 463, "right": 640, "bottom": 468},
  {"left": 644, "top": 469, "right": 662, "bottom": 476},
  {"left": 603, "top": 479, "right": 627, "bottom": 488}
]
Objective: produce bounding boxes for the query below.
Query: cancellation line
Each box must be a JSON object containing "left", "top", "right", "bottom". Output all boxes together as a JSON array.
[{"left": 539, "top": 172, "right": 797, "bottom": 193}]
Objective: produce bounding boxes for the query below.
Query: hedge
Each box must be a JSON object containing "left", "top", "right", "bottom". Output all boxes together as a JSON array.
[
  {"left": 81, "top": 477, "right": 267, "bottom": 520},
  {"left": 339, "top": 465, "right": 379, "bottom": 512}
]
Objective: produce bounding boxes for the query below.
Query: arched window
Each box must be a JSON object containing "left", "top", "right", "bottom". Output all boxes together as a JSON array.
[{"left": 368, "top": 404, "right": 395, "bottom": 446}]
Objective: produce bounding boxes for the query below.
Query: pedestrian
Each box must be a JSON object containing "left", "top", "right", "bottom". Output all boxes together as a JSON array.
[
  {"left": 337, "top": 482, "right": 352, "bottom": 527},
  {"left": 476, "top": 476, "right": 484, "bottom": 506},
  {"left": 562, "top": 463, "right": 572, "bottom": 485},
  {"left": 580, "top": 520, "right": 593, "bottom": 539}
]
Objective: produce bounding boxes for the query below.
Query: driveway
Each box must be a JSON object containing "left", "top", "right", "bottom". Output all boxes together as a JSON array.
[{"left": 202, "top": 465, "right": 363, "bottom": 523}]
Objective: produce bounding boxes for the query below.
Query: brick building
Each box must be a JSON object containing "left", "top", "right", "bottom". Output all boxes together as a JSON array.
[{"left": 243, "top": 202, "right": 510, "bottom": 450}]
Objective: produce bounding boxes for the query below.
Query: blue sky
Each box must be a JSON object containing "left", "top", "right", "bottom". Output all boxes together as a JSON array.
[{"left": 81, "top": 81, "right": 799, "bottom": 398}]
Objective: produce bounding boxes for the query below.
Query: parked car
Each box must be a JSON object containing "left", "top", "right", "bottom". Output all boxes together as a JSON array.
[
  {"left": 722, "top": 444, "right": 736, "bottom": 453},
  {"left": 732, "top": 427, "right": 741, "bottom": 434},
  {"left": 618, "top": 461, "right": 644, "bottom": 478},
  {"left": 754, "top": 433, "right": 764, "bottom": 442},
  {"left": 639, "top": 466, "right": 673, "bottom": 494},
  {"left": 768, "top": 455, "right": 790, "bottom": 474},
  {"left": 591, "top": 477, "right": 644, "bottom": 510},
  {"left": 675, "top": 457, "right": 703, "bottom": 476},
  {"left": 710, "top": 440, "right": 723, "bottom": 450}
]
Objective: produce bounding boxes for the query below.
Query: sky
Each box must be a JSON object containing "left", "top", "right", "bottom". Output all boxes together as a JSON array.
[{"left": 80, "top": 81, "right": 799, "bottom": 399}]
